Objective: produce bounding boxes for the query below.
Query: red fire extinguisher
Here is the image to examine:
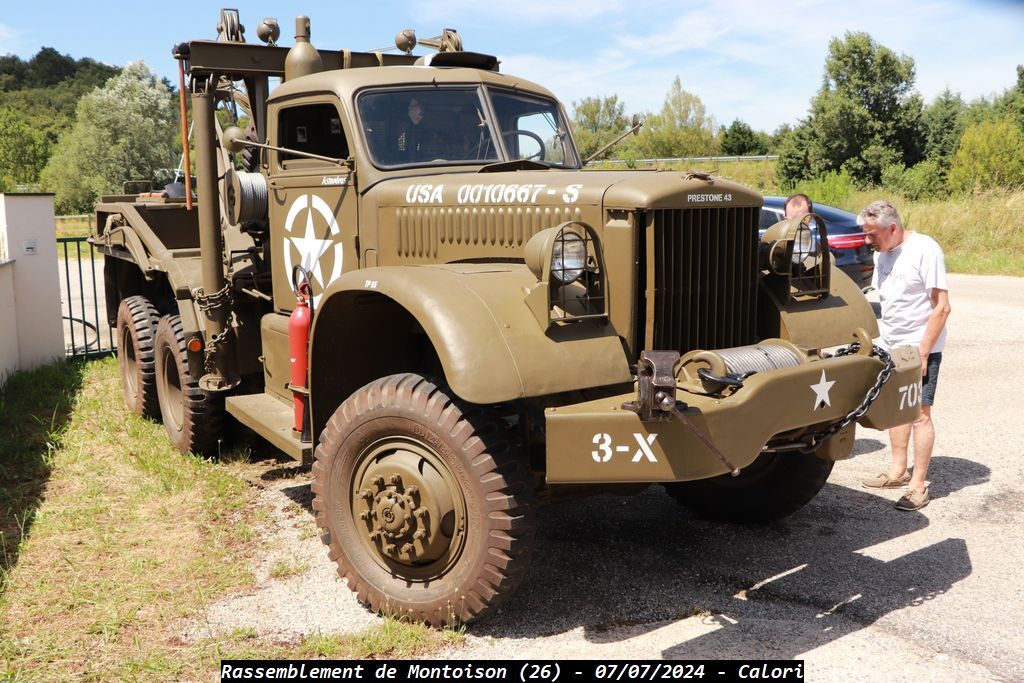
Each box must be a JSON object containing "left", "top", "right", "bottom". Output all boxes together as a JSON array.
[{"left": 289, "top": 268, "right": 313, "bottom": 441}]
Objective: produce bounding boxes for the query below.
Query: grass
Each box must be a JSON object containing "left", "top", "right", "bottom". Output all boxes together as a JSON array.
[
  {"left": 55, "top": 216, "right": 93, "bottom": 239},
  {"left": 268, "top": 559, "right": 308, "bottom": 580},
  {"left": 0, "top": 358, "right": 463, "bottom": 680}
]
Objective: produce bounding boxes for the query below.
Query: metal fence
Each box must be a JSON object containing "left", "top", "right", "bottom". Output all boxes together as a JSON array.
[
  {"left": 58, "top": 236, "right": 115, "bottom": 359},
  {"left": 587, "top": 154, "right": 779, "bottom": 167}
]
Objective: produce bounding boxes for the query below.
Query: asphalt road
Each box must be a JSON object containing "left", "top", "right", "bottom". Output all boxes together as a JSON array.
[{"left": 188, "top": 273, "right": 1023, "bottom": 681}]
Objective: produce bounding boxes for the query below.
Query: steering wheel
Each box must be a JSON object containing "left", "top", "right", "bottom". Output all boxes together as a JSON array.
[{"left": 502, "top": 129, "right": 546, "bottom": 161}]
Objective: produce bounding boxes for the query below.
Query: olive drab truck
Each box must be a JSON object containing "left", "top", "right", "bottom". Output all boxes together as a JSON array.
[{"left": 92, "top": 9, "right": 924, "bottom": 626}]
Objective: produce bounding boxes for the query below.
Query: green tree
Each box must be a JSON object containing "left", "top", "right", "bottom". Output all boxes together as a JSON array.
[
  {"left": 775, "top": 120, "right": 814, "bottom": 184},
  {"left": 0, "top": 108, "right": 51, "bottom": 187},
  {"left": 948, "top": 116, "right": 1024, "bottom": 193},
  {"left": 806, "top": 32, "right": 924, "bottom": 183},
  {"left": 921, "top": 89, "right": 965, "bottom": 170},
  {"left": 41, "top": 61, "right": 178, "bottom": 213},
  {"left": 720, "top": 119, "right": 768, "bottom": 156},
  {"left": 571, "top": 95, "right": 629, "bottom": 161},
  {"left": 635, "top": 77, "right": 716, "bottom": 158}
]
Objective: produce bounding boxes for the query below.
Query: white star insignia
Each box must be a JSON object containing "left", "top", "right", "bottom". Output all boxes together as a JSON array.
[
  {"left": 810, "top": 370, "right": 836, "bottom": 410},
  {"left": 289, "top": 206, "right": 335, "bottom": 288}
]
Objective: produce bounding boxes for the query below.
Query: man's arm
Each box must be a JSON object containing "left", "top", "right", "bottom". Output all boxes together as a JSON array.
[{"left": 919, "top": 288, "right": 951, "bottom": 374}]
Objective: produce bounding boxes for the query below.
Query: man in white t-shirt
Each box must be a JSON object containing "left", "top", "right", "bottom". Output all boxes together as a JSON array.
[{"left": 858, "top": 200, "right": 951, "bottom": 511}]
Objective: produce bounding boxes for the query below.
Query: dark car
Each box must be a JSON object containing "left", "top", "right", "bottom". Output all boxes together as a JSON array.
[{"left": 759, "top": 197, "right": 874, "bottom": 289}]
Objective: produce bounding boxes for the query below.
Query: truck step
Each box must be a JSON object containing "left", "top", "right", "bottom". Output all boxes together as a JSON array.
[{"left": 225, "top": 392, "right": 312, "bottom": 461}]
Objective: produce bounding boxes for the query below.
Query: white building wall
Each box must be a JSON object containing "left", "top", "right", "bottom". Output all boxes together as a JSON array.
[
  {"left": 0, "top": 260, "right": 19, "bottom": 387},
  {"left": 0, "top": 194, "right": 65, "bottom": 387}
]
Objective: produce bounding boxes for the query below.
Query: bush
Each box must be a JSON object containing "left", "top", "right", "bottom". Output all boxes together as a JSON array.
[
  {"left": 881, "top": 159, "right": 947, "bottom": 200},
  {"left": 783, "top": 169, "right": 855, "bottom": 207},
  {"left": 948, "top": 116, "right": 1024, "bottom": 194}
]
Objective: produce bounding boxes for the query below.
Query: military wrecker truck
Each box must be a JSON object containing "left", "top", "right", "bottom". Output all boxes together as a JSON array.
[{"left": 92, "top": 9, "right": 923, "bottom": 625}]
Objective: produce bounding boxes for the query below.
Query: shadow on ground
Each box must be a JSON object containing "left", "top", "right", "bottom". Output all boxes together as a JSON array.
[
  {"left": 257, "top": 432, "right": 990, "bottom": 661},
  {"left": 0, "top": 360, "right": 87, "bottom": 585},
  {"left": 468, "top": 455, "right": 989, "bottom": 660}
]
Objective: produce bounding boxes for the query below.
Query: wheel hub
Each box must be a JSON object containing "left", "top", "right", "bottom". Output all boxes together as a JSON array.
[{"left": 352, "top": 445, "right": 462, "bottom": 567}]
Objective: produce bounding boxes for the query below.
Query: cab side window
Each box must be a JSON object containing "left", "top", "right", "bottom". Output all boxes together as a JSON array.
[{"left": 277, "top": 103, "right": 349, "bottom": 169}]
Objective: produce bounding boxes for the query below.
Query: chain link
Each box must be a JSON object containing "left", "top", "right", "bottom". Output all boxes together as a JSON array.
[
  {"left": 194, "top": 284, "right": 232, "bottom": 313},
  {"left": 771, "top": 342, "right": 895, "bottom": 453}
]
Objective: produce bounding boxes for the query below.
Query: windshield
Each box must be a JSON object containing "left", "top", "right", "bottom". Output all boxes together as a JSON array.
[
  {"left": 356, "top": 86, "right": 578, "bottom": 169},
  {"left": 488, "top": 89, "right": 576, "bottom": 167}
]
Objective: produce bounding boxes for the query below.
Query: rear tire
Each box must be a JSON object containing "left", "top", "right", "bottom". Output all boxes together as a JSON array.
[
  {"left": 665, "top": 450, "right": 834, "bottom": 523},
  {"left": 311, "top": 373, "right": 535, "bottom": 626},
  {"left": 115, "top": 296, "right": 160, "bottom": 418},
  {"left": 154, "top": 314, "right": 224, "bottom": 455}
]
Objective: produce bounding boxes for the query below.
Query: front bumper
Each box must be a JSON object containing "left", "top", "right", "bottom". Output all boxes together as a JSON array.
[{"left": 545, "top": 344, "right": 921, "bottom": 484}]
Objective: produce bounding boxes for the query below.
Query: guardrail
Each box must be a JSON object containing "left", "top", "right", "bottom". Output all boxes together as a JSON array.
[{"left": 587, "top": 154, "right": 779, "bottom": 167}]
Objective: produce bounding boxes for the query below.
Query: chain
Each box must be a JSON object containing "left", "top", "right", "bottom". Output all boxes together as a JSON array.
[
  {"left": 203, "top": 331, "right": 228, "bottom": 373},
  {"left": 194, "top": 283, "right": 232, "bottom": 313},
  {"left": 770, "top": 342, "right": 895, "bottom": 453}
]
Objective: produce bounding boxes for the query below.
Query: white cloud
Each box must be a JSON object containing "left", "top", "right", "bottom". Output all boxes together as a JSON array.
[{"left": 545, "top": 0, "right": 1024, "bottom": 129}]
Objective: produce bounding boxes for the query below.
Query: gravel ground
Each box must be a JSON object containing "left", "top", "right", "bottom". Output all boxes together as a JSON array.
[{"left": 182, "top": 273, "right": 1024, "bottom": 681}]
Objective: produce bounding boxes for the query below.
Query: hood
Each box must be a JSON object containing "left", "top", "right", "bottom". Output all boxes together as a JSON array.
[{"left": 369, "top": 168, "right": 764, "bottom": 211}]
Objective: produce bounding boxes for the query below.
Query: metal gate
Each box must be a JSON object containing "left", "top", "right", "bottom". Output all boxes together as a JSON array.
[{"left": 58, "top": 236, "right": 115, "bottom": 359}]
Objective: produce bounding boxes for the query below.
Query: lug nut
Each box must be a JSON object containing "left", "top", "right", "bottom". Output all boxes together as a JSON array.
[
  {"left": 414, "top": 509, "right": 427, "bottom": 519},
  {"left": 400, "top": 543, "right": 414, "bottom": 554},
  {"left": 359, "top": 489, "right": 373, "bottom": 500},
  {"left": 383, "top": 543, "right": 396, "bottom": 554},
  {"left": 413, "top": 530, "right": 426, "bottom": 540},
  {"left": 358, "top": 511, "right": 369, "bottom": 521},
  {"left": 389, "top": 474, "right": 402, "bottom": 486},
  {"left": 371, "top": 476, "right": 385, "bottom": 488},
  {"left": 406, "top": 485, "right": 419, "bottom": 497}
]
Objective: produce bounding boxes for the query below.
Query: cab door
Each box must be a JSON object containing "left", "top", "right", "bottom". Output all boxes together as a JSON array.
[{"left": 267, "top": 97, "right": 358, "bottom": 311}]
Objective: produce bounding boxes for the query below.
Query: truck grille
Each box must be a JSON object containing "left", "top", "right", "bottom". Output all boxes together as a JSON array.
[{"left": 647, "top": 207, "right": 759, "bottom": 353}]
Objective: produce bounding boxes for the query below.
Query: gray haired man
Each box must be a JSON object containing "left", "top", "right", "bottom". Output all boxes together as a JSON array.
[{"left": 859, "top": 200, "right": 951, "bottom": 510}]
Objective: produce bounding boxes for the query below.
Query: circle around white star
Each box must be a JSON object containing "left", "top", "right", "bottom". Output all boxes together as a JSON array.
[{"left": 282, "top": 194, "right": 344, "bottom": 307}]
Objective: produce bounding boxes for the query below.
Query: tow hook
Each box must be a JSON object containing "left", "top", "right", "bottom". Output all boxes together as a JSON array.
[{"left": 624, "top": 351, "right": 742, "bottom": 476}]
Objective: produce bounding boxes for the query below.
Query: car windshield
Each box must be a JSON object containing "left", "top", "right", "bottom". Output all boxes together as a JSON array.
[{"left": 357, "top": 86, "right": 578, "bottom": 169}]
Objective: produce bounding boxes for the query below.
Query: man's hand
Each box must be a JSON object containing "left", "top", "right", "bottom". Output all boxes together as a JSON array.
[{"left": 919, "top": 352, "right": 928, "bottom": 377}]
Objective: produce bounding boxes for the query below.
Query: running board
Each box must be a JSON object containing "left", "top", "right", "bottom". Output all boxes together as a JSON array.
[{"left": 225, "top": 392, "right": 312, "bottom": 462}]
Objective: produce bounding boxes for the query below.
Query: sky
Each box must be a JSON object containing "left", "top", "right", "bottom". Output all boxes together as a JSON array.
[{"left": 1, "top": 0, "right": 1022, "bottom": 132}]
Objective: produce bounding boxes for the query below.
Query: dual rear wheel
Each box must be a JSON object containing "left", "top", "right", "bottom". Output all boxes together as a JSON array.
[{"left": 115, "top": 295, "right": 222, "bottom": 455}]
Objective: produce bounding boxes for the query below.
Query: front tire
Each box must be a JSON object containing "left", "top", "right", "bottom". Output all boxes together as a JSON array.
[
  {"left": 311, "top": 374, "right": 535, "bottom": 626},
  {"left": 665, "top": 450, "right": 834, "bottom": 524},
  {"left": 154, "top": 314, "right": 224, "bottom": 455}
]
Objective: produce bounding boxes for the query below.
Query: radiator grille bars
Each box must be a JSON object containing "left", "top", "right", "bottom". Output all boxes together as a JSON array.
[{"left": 647, "top": 207, "right": 760, "bottom": 354}]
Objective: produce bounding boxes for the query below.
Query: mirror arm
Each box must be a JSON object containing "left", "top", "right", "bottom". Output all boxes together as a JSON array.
[
  {"left": 230, "top": 137, "right": 347, "bottom": 166},
  {"left": 583, "top": 117, "right": 643, "bottom": 164}
]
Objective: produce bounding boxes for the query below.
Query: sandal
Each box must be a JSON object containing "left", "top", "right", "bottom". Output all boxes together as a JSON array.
[{"left": 861, "top": 472, "right": 911, "bottom": 489}]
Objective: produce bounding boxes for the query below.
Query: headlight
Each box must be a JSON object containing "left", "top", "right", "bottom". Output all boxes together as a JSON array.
[
  {"left": 791, "top": 224, "right": 818, "bottom": 265},
  {"left": 551, "top": 230, "right": 587, "bottom": 284}
]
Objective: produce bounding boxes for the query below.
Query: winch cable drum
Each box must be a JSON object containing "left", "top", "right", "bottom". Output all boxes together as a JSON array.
[
  {"left": 713, "top": 342, "right": 803, "bottom": 375},
  {"left": 226, "top": 169, "right": 268, "bottom": 224}
]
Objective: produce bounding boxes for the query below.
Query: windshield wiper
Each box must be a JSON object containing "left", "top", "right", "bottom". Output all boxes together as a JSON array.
[{"left": 478, "top": 159, "right": 552, "bottom": 173}]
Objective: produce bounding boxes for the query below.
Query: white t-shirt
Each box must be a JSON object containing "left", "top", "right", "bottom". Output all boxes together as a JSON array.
[{"left": 872, "top": 231, "right": 948, "bottom": 353}]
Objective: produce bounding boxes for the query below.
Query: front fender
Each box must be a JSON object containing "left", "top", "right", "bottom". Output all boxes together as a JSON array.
[
  {"left": 762, "top": 262, "right": 879, "bottom": 349},
  {"left": 309, "top": 263, "right": 631, "bottom": 430}
]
